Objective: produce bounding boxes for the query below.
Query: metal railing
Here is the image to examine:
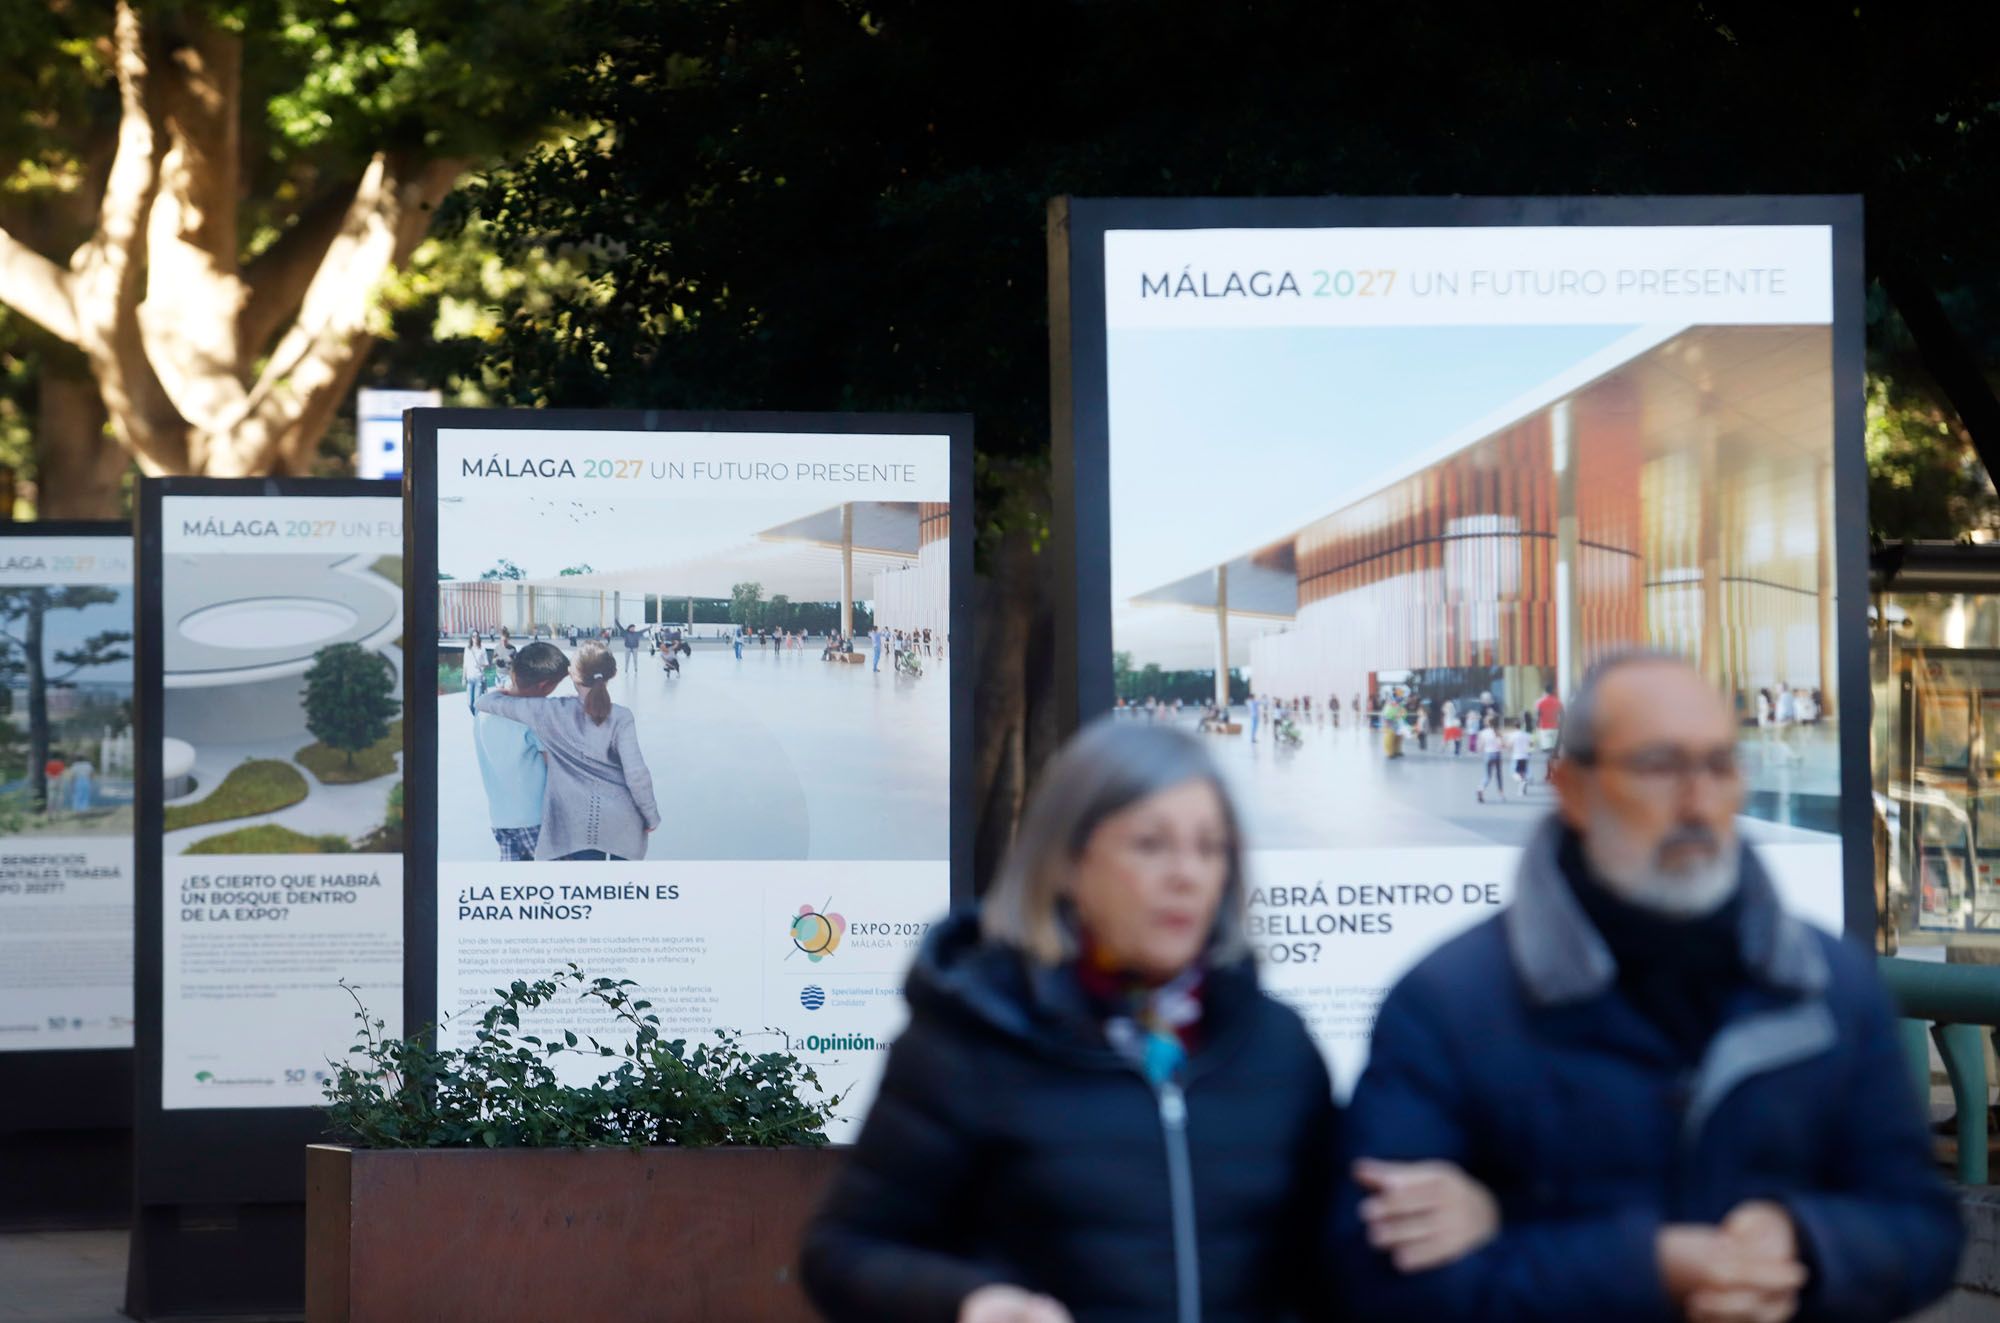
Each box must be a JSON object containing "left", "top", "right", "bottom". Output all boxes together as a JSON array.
[{"left": 1879, "top": 956, "right": 1999, "bottom": 1184}]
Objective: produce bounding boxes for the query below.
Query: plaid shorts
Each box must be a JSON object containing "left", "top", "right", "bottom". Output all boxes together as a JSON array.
[{"left": 493, "top": 826, "right": 540, "bottom": 861}]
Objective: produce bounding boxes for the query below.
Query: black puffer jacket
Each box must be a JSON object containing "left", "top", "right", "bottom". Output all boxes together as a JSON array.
[{"left": 802, "top": 910, "right": 1339, "bottom": 1323}]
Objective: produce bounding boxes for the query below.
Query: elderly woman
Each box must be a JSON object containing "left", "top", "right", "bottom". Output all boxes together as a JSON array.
[{"left": 803, "top": 720, "right": 1494, "bottom": 1323}]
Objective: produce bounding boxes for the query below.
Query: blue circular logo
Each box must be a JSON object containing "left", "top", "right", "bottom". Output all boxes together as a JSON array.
[{"left": 799, "top": 985, "right": 826, "bottom": 1011}]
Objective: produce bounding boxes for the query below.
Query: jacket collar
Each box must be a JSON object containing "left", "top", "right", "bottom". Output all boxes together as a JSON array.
[
  {"left": 1503, "top": 815, "right": 1827, "bottom": 1007},
  {"left": 911, "top": 909, "right": 1261, "bottom": 1075}
]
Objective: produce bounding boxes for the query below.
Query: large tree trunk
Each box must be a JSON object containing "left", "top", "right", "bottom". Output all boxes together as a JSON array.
[
  {"left": 35, "top": 366, "right": 126, "bottom": 518},
  {"left": 0, "top": 3, "right": 463, "bottom": 504},
  {"left": 970, "top": 468, "right": 1060, "bottom": 892}
]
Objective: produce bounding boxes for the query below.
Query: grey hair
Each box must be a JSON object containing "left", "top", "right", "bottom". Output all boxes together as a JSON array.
[
  {"left": 982, "top": 717, "right": 1251, "bottom": 967},
  {"left": 1561, "top": 647, "right": 1700, "bottom": 763}
]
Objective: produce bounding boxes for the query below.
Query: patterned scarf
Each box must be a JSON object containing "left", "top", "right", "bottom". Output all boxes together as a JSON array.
[{"left": 1075, "top": 934, "right": 1206, "bottom": 1084}]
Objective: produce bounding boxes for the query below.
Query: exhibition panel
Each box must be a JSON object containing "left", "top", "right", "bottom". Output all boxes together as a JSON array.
[
  {"left": 405, "top": 410, "right": 973, "bottom": 1139},
  {"left": 129, "top": 479, "right": 403, "bottom": 1319},
  {"left": 1051, "top": 195, "right": 1867, "bottom": 1093},
  {"left": 0, "top": 522, "right": 136, "bottom": 1229}
]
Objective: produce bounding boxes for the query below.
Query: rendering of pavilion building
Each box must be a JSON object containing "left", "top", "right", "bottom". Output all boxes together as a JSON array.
[
  {"left": 437, "top": 499, "right": 947, "bottom": 641},
  {"left": 1126, "top": 323, "right": 1837, "bottom": 720}
]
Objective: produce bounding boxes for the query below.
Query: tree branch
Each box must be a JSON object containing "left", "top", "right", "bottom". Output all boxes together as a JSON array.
[
  {"left": 137, "top": 10, "right": 247, "bottom": 435},
  {"left": 210, "top": 151, "right": 462, "bottom": 475},
  {"left": 67, "top": 0, "right": 188, "bottom": 474},
  {"left": 0, "top": 228, "right": 79, "bottom": 344},
  {"left": 237, "top": 183, "right": 361, "bottom": 367}
]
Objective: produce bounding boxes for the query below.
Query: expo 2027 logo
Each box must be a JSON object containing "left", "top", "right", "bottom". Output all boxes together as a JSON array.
[{"left": 789, "top": 901, "right": 845, "bottom": 963}]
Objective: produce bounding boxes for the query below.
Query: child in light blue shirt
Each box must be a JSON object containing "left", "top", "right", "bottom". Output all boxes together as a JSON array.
[{"left": 472, "top": 641, "right": 567, "bottom": 860}]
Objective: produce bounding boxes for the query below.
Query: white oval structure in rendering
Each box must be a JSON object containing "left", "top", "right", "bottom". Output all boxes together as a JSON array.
[{"left": 178, "top": 597, "right": 361, "bottom": 650}]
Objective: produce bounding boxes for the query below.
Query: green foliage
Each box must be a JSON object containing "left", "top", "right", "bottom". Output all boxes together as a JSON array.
[
  {"left": 480, "top": 559, "right": 525, "bottom": 581},
  {"left": 185, "top": 823, "right": 352, "bottom": 854},
  {"left": 354, "top": 779, "right": 405, "bottom": 853},
  {"left": 259, "top": 0, "right": 587, "bottom": 159},
  {"left": 558, "top": 564, "right": 595, "bottom": 576},
  {"left": 1867, "top": 375, "right": 2000, "bottom": 541},
  {"left": 163, "top": 758, "right": 308, "bottom": 831},
  {"left": 361, "top": 215, "right": 603, "bottom": 415},
  {"left": 0, "top": 586, "right": 131, "bottom": 677},
  {"left": 0, "top": 2, "right": 593, "bottom": 498},
  {"left": 448, "top": 0, "right": 2000, "bottom": 550},
  {"left": 715, "top": 580, "right": 866, "bottom": 634},
  {"left": 727, "top": 581, "right": 762, "bottom": 628},
  {"left": 0, "top": 320, "right": 49, "bottom": 504},
  {"left": 1112, "top": 652, "right": 1247, "bottom": 706},
  {"left": 302, "top": 644, "right": 399, "bottom": 769},
  {"left": 1864, "top": 295, "right": 2000, "bottom": 542},
  {"left": 297, "top": 718, "right": 403, "bottom": 784},
  {"left": 323, "top": 966, "right": 840, "bottom": 1150}
]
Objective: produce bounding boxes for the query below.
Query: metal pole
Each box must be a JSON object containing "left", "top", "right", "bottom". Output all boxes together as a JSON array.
[
  {"left": 1215, "top": 564, "right": 1231, "bottom": 711},
  {"left": 840, "top": 503, "right": 855, "bottom": 640}
]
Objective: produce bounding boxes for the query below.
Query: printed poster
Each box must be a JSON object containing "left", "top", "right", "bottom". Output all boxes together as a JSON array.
[
  {"left": 0, "top": 534, "right": 135, "bottom": 1053},
  {"left": 157, "top": 497, "right": 404, "bottom": 1109},
  {"left": 433, "top": 428, "right": 954, "bottom": 1135},
  {"left": 1089, "top": 212, "right": 1850, "bottom": 1092}
]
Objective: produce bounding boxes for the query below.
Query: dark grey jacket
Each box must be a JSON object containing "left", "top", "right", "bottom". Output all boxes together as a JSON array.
[
  {"left": 803, "top": 911, "right": 1339, "bottom": 1323},
  {"left": 1338, "top": 817, "right": 1962, "bottom": 1323}
]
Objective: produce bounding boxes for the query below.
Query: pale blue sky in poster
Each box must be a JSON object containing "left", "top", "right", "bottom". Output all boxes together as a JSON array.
[
  {"left": 1106, "top": 324, "right": 1640, "bottom": 599},
  {"left": 15, "top": 593, "right": 134, "bottom": 684},
  {"left": 437, "top": 492, "right": 839, "bottom": 582}
]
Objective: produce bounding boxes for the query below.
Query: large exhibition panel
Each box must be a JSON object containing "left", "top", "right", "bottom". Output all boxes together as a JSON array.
[
  {"left": 130, "top": 478, "right": 403, "bottom": 1318},
  {"left": 406, "top": 411, "right": 972, "bottom": 1138},
  {"left": 0, "top": 522, "right": 136, "bottom": 1228},
  {"left": 1051, "top": 196, "right": 1867, "bottom": 1093}
]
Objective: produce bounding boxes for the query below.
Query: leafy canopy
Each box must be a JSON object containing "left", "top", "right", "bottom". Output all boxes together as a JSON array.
[
  {"left": 323, "top": 965, "right": 840, "bottom": 1149},
  {"left": 302, "top": 642, "right": 398, "bottom": 767},
  {"left": 452, "top": 0, "right": 2000, "bottom": 545}
]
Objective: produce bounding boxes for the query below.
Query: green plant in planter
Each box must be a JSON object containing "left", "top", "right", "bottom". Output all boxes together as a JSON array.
[{"left": 323, "top": 965, "right": 840, "bottom": 1149}]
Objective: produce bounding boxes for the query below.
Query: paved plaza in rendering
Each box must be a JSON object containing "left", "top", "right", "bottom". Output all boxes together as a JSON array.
[
  {"left": 437, "top": 638, "right": 951, "bottom": 861},
  {"left": 1128, "top": 704, "right": 1841, "bottom": 852}
]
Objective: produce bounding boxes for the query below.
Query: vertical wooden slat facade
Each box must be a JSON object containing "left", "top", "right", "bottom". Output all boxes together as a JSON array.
[{"left": 1237, "top": 325, "right": 1833, "bottom": 711}]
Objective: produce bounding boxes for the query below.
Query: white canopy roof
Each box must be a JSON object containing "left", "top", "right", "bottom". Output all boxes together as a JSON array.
[{"left": 516, "top": 501, "right": 921, "bottom": 601}]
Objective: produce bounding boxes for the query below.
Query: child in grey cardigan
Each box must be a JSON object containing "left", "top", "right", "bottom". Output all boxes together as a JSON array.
[{"left": 475, "top": 642, "right": 660, "bottom": 860}]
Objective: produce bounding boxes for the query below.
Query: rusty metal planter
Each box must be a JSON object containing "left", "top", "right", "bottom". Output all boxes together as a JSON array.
[{"left": 305, "top": 1144, "right": 841, "bottom": 1322}]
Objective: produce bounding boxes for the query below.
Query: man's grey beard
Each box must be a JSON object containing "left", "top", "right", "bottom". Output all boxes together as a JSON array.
[{"left": 1582, "top": 810, "right": 1741, "bottom": 919}]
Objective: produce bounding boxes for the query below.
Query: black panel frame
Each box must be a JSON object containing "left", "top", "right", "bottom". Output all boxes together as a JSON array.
[
  {"left": 1049, "top": 194, "right": 1872, "bottom": 940},
  {"left": 401, "top": 409, "right": 975, "bottom": 1048},
  {"left": 0, "top": 519, "right": 135, "bottom": 1229},
  {"left": 130, "top": 477, "right": 398, "bottom": 1319}
]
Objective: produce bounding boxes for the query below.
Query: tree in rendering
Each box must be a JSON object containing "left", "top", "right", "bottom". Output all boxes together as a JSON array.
[
  {"left": 728, "top": 582, "right": 764, "bottom": 631},
  {"left": 302, "top": 643, "right": 397, "bottom": 770},
  {"left": 0, "top": 587, "right": 131, "bottom": 812}
]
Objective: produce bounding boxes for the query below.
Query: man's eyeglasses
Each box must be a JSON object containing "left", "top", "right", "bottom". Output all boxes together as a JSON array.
[{"left": 1572, "top": 745, "right": 1741, "bottom": 784}]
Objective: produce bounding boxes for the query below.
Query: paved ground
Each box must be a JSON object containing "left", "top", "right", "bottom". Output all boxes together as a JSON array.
[
  {"left": 0, "top": 1230, "right": 124, "bottom": 1323},
  {"left": 1124, "top": 705, "right": 1843, "bottom": 850},
  {"left": 436, "top": 638, "right": 950, "bottom": 861}
]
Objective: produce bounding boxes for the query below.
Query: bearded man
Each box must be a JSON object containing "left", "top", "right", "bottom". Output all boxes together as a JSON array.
[{"left": 1340, "top": 651, "right": 1960, "bottom": 1323}]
